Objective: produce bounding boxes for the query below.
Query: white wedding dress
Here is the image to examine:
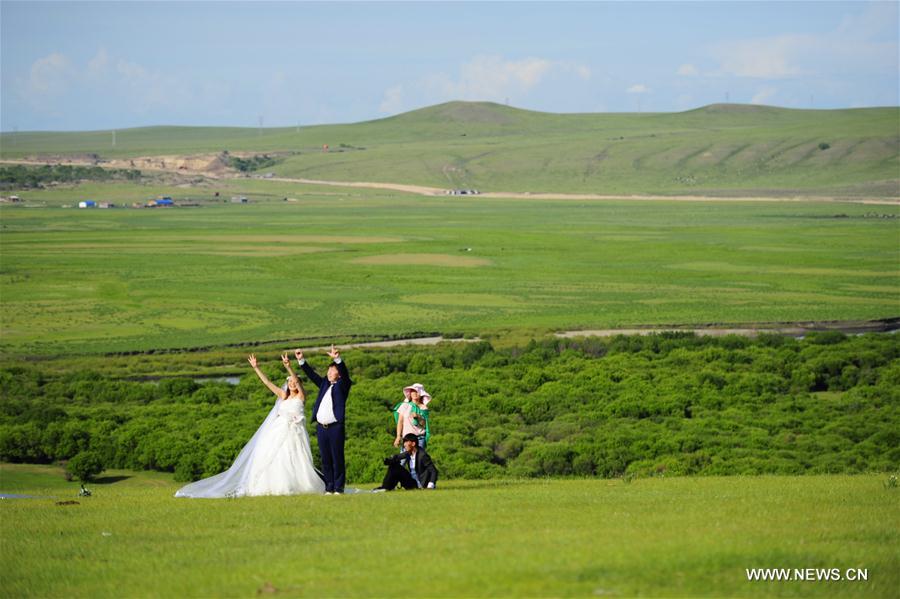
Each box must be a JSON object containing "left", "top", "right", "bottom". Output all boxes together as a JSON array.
[{"left": 175, "top": 395, "right": 326, "bottom": 498}]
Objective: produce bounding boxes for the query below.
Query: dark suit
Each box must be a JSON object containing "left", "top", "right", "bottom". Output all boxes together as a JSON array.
[
  {"left": 381, "top": 447, "right": 439, "bottom": 490},
  {"left": 300, "top": 358, "right": 352, "bottom": 493}
]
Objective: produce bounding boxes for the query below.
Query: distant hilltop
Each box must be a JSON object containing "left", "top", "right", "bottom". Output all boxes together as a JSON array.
[{"left": 1, "top": 101, "right": 898, "bottom": 198}]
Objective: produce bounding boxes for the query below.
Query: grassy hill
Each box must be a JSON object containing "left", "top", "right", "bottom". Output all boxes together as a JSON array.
[{"left": 2, "top": 102, "right": 898, "bottom": 196}]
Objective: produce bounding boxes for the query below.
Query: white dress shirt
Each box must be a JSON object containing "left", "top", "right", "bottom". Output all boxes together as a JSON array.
[{"left": 316, "top": 382, "right": 338, "bottom": 425}]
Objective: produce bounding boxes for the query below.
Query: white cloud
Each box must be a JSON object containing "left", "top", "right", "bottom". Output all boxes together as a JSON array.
[
  {"left": 455, "top": 56, "right": 555, "bottom": 98},
  {"left": 112, "top": 57, "right": 186, "bottom": 113},
  {"left": 714, "top": 34, "right": 813, "bottom": 78},
  {"left": 574, "top": 65, "right": 592, "bottom": 80},
  {"left": 17, "top": 48, "right": 194, "bottom": 120},
  {"left": 379, "top": 84, "right": 405, "bottom": 114},
  {"left": 751, "top": 86, "right": 777, "bottom": 105},
  {"left": 24, "top": 52, "right": 73, "bottom": 97},
  {"left": 378, "top": 55, "right": 592, "bottom": 114},
  {"left": 627, "top": 84, "right": 650, "bottom": 94},
  {"left": 15, "top": 52, "right": 75, "bottom": 116},
  {"left": 87, "top": 48, "right": 110, "bottom": 78},
  {"left": 713, "top": 3, "right": 898, "bottom": 80},
  {"left": 837, "top": 1, "right": 899, "bottom": 39},
  {"left": 677, "top": 63, "right": 699, "bottom": 76}
]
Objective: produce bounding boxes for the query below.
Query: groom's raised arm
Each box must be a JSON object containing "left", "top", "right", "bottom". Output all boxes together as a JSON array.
[
  {"left": 329, "top": 345, "right": 352, "bottom": 389},
  {"left": 335, "top": 358, "right": 352, "bottom": 389},
  {"left": 295, "top": 349, "right": 324, "bottom": 388}
]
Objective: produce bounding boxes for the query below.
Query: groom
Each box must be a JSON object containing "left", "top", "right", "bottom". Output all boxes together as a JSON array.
[{"left": 296, "top": 345, "right": 352, "bottom": 494}]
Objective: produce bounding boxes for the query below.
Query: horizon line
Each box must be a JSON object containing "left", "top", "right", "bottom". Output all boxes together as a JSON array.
[{"left": 2, "top": 100, "right": 898, "bottom": 135}]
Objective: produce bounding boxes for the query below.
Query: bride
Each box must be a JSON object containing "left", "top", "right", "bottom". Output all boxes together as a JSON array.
[{"left": 175, "top": 353, "right": 326, "bottom": 498}]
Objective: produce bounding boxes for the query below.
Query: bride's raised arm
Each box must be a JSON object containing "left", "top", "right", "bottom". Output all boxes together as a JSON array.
[
  {"left": 248, "top": 354, "right": 286, "bottom": 399},
  {"left": 281, "top": 353, "right": 305, "bottom": 400}
]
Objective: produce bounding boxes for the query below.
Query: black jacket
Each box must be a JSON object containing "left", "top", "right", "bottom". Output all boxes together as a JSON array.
[
  {"left": 388, "top": 447, "right": 439, "bottom": 488},
  {"left": 300, "top": 359, "right": 352, "bottom": 423}
]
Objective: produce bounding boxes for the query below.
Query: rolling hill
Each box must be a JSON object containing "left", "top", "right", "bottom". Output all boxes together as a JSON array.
[{"left": 2, "top": 102, "right": 898, "bottom": 196}]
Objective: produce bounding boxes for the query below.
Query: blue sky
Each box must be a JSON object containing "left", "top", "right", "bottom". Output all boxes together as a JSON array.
[{"left": 1, "top": 1, "right": 898, "bottom": 131}]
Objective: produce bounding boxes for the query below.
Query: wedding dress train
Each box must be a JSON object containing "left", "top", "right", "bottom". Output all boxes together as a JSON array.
[{"left": 175, "top": 396, "right": 325, "bottom": 498}]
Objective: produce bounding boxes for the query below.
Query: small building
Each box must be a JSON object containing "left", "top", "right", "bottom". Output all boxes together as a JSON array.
[
  {"left": 99, "top": 202, "right": 115, "bottom": 209},
  {"left": 9, "top": 195, "right": 20, "bottom": 202},
  {"left": 78, "top": 200, "right": 97, "bottom": 208},
  {"left": 231, "top": 196, "right": 248, "bottom": 203}
]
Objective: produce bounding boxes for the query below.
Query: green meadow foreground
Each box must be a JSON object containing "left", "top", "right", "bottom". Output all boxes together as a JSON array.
[{"left": 1, "top": 465, "right": 897, "bottom": 598}]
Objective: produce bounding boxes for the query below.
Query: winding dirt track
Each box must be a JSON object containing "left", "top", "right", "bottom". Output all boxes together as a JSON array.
[
  {"left": 305, "top": 319, "right": 898, "bottom": 351},
  {"left": 263, "top": 175, "right": 900, "bottom": 205},
  {"left": 3, "top": 157, "right": 897, "bottom": 205},
  {"left": 554, "top": 319, "right": 899, "bottom": 339}
]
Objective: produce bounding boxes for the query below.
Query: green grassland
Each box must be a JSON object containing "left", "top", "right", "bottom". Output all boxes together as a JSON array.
[
  {"left": 1, "top": 464, "right": 897, "bottom": 598},
  {"left": 2, "top": 102, "right": 898, "bottom": 196},
  {"left": 1, "top": 191, "right": 898, "bottom": 355}
]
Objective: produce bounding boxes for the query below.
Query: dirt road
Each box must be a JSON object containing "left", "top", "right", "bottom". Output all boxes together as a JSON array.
[
  {"left": 3, "top": 157, "right": 897, "bottom": 205},
  {"left": 272, "top": 319, "right": 899, "bottom": 352},
  {"left": 554, "top": 318, "right": 899, "bottom": 339}
]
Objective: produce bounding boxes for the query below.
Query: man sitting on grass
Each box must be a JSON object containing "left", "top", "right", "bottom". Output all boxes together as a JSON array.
[{"left": 374, "top": 433, "right": 438, "bottom": 492}]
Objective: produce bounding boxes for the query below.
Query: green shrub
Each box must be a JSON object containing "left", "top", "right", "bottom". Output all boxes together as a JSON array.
[
  {"left": 67, "top": 450, "right": 104, "bottom": 482},
  {"left": 1, "top": 334, "right": 897, "bottom": 482}
]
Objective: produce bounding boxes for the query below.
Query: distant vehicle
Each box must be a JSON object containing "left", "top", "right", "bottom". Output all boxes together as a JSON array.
[
  {"left": 445, "top": 189, "right": 480, "bottom": 196},
  {"left": 78, "top": 200, "right": 96, "bottom": 208}
]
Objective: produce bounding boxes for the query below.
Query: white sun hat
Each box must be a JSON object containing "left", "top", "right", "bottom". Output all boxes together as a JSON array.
[{"left": 402, "top": 383, "right": 432, "bottom": 406}]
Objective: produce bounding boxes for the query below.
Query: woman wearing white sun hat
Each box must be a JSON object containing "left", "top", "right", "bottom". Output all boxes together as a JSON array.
[{"left": 393, "top": 383, "right": 431, "bottom": 450}]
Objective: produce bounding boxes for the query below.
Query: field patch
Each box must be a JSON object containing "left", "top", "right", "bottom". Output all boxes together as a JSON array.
[
  {"left": 189, "top": 234, "right": 404, "bottom": 244},
  {"left": 404, "top": 293, "right": 525, "bottom": 307},
  {"left": 670, "top": 261, "right": 900, "bottom": 278},
  {"left": 193, "top": 247, "right": 330, "bottom": 257},
  {"left": 840, "top": 284, "right": 900, "bottom": 294},
  {"left": 351, "top": 253, "right": 492, "bottom": 267},
  {"left": 10, "top": 242, "right": 333, "bottom": 257}
]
